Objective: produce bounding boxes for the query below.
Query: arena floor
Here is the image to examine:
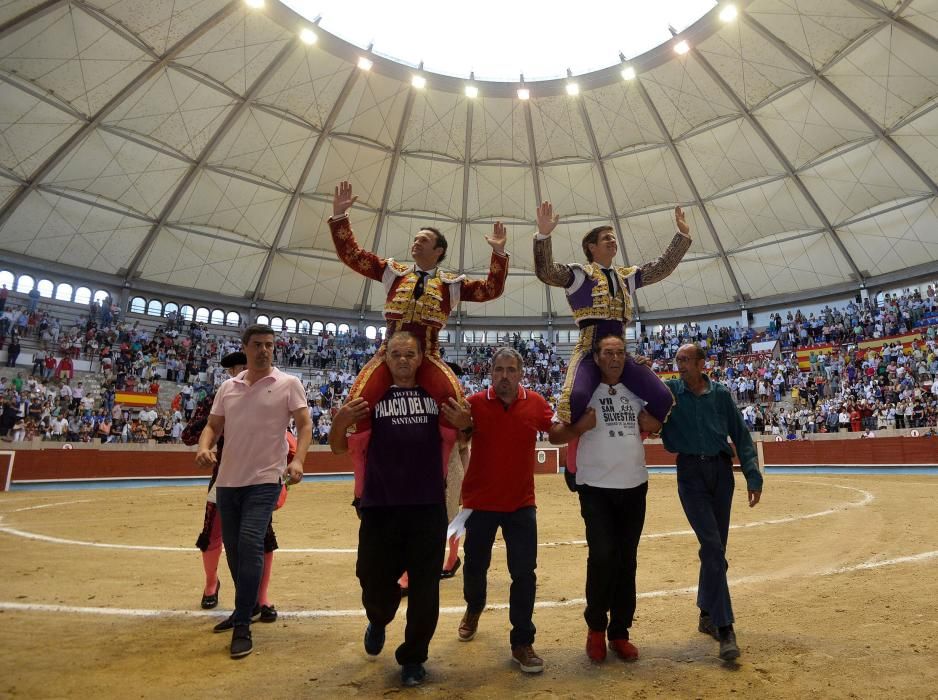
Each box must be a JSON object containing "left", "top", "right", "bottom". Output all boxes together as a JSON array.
[{"left": 1, "top": 473, "right": 937, "bottom": 699}]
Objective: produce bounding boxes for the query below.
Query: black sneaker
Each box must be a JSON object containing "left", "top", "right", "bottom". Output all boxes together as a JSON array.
[
  {"left": 201, "top": 581, "right": 220, "bottom": 610},
  {"left": 401, "top": 662, "right": 426, "bottom": 687},
  {"left": 698, "top": 613, "right": 719, "bottom": 641},
  {"left": 364, "top": 623, "right": 385, "bottom": 657},
  {"left": 214, "top": 605, "right": 261, "bottom": 633},
  {"left": 230, "top": 625, "right": 253, "bottom": 659},
  {"left": 258, "top": 604, "right": 277, "bottom": 623},
  {"left": 718, "top": 626, "right": 740, "bottom": 661}
]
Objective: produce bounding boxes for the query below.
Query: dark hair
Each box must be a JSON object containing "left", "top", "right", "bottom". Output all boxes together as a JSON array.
[
  {"left": 492, "top": 346, "right": 523, "bottom": 371},
  {"left": 592, "top": 332, "right": 625, "bottom": 355},
  {"left": 582, "top": 225, "right": 613, "bottom": 262},
  {"left": 241, "top": 324, "right": 275, "bottom": 345},
  {"left": 420, "top": 226, "right": 448, "bottom": 263},
  {"left": 387, "top": 330, "right": 422, "bottom": 352}
]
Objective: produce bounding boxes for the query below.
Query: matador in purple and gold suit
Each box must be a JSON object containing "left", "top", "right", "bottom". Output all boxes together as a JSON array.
[{"left": 534, "top": 209, "right": 692, "bottom": 432}]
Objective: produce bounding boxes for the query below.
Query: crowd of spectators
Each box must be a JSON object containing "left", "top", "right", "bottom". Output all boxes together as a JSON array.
[
  {"left": 5, "top": 284, "right": 938, "bottom": 444},
  {"left": 641, "top": 287, "right": 938, "bottom": 364}
]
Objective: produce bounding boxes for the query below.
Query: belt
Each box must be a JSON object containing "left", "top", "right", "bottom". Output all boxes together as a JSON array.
[{"left": 677, "top": 453, "right": 726, "bottom": 462}]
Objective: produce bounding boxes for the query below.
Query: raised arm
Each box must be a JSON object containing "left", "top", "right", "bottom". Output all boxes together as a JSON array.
[
  {"left": 459, "top": 221, "right": 510, "bottom": 302},
  {"left": 636, "top": 206, "right": 692, "bottom": 287},
  {"left": 532, "top": 201, "right": 574, "bottom": 288},
  {"left": 327, "top": 180, "right": 386, "bottom": 282}
]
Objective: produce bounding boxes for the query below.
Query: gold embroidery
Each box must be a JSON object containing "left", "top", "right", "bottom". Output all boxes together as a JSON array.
[
  {"left": 533, "top": 237, "right": 575, "bottom": 288},
  {"left": 638, "top": 233, "right": 691, "bottom": 286}
]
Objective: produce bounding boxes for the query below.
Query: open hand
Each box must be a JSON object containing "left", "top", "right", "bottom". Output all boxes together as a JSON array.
[
  {"left": 333, "top": 180, "right": 358, "bottom": 217},
  {"left": 536, "top": 201, "right": 560, "bottom": 236},
  {"left": 334, "top": 397, "right": 369, "bottom": 431},
  {"left": 440, "top": 397, "right": 472, "bottom": 430},
  {"left": 675, "top": 206, "right": 690, "bottom": 237},
  {"left": 485, "top": 221, "right": 507, "bottom": 254}
]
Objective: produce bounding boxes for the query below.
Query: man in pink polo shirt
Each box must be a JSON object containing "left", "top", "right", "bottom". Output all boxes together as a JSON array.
[{"left": 196, "top": 324, "right": 312, "bottom": 659}]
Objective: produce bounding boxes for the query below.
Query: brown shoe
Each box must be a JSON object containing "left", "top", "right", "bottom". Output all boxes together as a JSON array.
[
  {"left": 511, "top": 644, "right": 544, "bottom": 673},
  {"left": 458, "top": 609, "right": 482, "bottom": 641}
]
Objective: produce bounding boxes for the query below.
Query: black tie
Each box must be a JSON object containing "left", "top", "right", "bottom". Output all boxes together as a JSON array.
[
  {"left": 602, "top": 268, "right": 617, "bottom": 298},
  {"left": 413, "top": 271, "right": 429, "bottom": 300}
]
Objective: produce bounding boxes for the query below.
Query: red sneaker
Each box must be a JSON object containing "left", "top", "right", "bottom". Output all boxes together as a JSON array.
[
  {"left": 609, "top": 638, "right": 639, "bottom": 661},
  {"left": 586, "top": 630, "right": 607, "bottom": 662}
]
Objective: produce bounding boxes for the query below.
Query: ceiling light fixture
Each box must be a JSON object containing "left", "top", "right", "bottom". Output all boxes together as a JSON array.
[
  {"left": 299, "top": 28, "right": 317, "bottom": 45},
  {"left": 566, "top": 82, "right": 579, "bottom": 96},
  {"left": 357, "top": 56, "right": 373, "bottom": 71},
  {"left": 517, "top": 88, "right": 530, "bottom": 100},
  {"left": 465, "top": 85, "right": 479, "bottom": 98},
  {"left": 244, "top": 0, "right": 264, "bottom": 8},
  {"left": 674, "top": 39, "right": 690, "bottom": 55},
  {"left": 412, "top": 74, "right": 426, "bottom": 89},
  {"left": 621, "top": 65, "right": 636, "bottom": 81},
  {"left": 719, "top": 4, "right": 738, "bottom": 22}
]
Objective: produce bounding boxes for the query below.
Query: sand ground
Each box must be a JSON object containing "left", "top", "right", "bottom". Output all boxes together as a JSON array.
[{"left": 1, "top": 473, "right": 937, "bottom": 699}]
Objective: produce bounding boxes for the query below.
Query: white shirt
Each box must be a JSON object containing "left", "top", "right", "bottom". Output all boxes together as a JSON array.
[{"left": 574, "top": 383, "right": 648, "bottom": 490}]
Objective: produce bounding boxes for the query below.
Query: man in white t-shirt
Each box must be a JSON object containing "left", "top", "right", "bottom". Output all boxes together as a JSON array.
[{"left": 549, "top": 334, "right": 661, "bottom": 664}]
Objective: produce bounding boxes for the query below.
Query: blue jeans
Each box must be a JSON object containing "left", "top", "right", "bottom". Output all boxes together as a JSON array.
[
  {"left": 676, "top": 454, "right": 735, "bottom": 627},
  {"left": 216, "top": 483, "right": 280, "bottom": 626},
  {"left": 462, "top": 507, "right": 537, "bottom": 648}
]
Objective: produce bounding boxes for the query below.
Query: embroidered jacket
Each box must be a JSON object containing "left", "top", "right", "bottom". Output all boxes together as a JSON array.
[
  {"left": 329, "top": 215, "right": 509, "bottom": 343},
  {"left": 533, "top": 232, "right": 691, "bottom": 327}
]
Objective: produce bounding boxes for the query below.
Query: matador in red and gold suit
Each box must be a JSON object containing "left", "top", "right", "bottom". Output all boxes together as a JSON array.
[{"left": 328, "top": 181, "right": 509, "bottom": 432}]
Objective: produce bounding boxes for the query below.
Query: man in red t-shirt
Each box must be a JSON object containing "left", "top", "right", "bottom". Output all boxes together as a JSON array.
[{"left": 441, "top": 347, "right": 554, "bottom": 674}]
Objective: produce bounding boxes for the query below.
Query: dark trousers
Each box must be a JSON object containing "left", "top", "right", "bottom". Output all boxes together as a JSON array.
[
  {"left": 676, "top": 454, "right": 735, "bottom": 627},
  {"left": 578, "top": 481, "right": 648, "bottom": 640},
  {"left": 216, "top": 482, "right": 280, "bottom": 626},
  {"left": 356, "top": 504, "right": 447, "bottom": 665},
  {"left": 462, "top": 506, "right": 537, "bottom": 648}
]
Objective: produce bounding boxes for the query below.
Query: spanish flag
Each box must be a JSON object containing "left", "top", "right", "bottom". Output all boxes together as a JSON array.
[{"left": 115, "top": 391, "right": 158, "bottom": 407}]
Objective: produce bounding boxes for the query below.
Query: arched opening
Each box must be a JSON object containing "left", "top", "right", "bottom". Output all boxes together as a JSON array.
[
  {"left": 15, "top": 274, "right": 34, "bottom": 293},
  {"left": 195, "top": 307, "right": 209, "bottom": 323},
  {"left": 147, "top": 299, "right": 163, "bottom": 317},
  {"left": 210, "top": 309, "right": 224, "bottom": 325},
  {"left": 285, "top": 318, "right": 297, "bottom": 333},
  {"left": 55, "top": 283, "right": 74, "bottom": 301},
  {"left": 180, "top": 305, "right": 194, "bottom": 321},
  {"left": 226, "top": 311, "right": 240, "bottom": 327},
  {"left": 74, "top": 286, "right": 92, "bottom": 305},
  {"left": 36, "top": 279, "right": 53, "bottom": 297},
  {"left": 130, "top": 296, "right": 147, "bottom": 314}
]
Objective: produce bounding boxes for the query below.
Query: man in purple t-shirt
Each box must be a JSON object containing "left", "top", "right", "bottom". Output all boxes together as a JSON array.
[{"left": 331, "top": 331, "right": 450, "bottom": 688}]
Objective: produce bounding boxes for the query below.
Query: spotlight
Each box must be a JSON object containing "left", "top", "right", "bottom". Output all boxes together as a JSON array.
[
  {"left": 621, "top": 66, "right": 636, "bottom": 81},
  {"left": 412, "top": 74, "right": 427, "bottom": 89},
  {"left": 357, "top": 56, "right": 373, "bottom": 71},
  {"left": 719, "top": 4, "right": 738, "bottom": 22},
  {"left": 566, "top": 82, "right": 579, "bottom": 96},
  {"left": 465, "top": 85, "right": 479, "bottom": 98},
  {"left": 299, "top": 28, "right": 317, "bottom": 45},
  {"left": 517, "top": 88, "right": 530, "bottom": 100},
  {"left": 674, "top": 39, "right": 690, "bottom": 55},
  {"left": 244, "top": 0, "right": 264, "bottom": 8}
]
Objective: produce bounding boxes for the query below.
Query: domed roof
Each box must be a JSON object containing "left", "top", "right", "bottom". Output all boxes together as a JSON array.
[{"left": 1, "top": 0, "right": 937, "bottom": 322}]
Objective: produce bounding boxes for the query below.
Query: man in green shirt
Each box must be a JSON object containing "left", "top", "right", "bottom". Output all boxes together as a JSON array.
[{"left": 661, "top": 343, "right": 763, "bottom": 662}]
